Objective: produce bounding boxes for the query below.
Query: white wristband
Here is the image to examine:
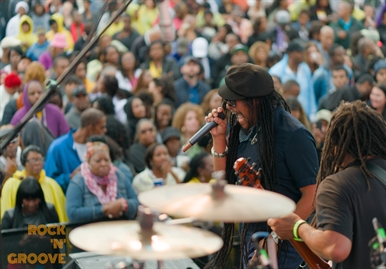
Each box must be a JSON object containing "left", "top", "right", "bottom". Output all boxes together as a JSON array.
[{"left": 211, "top": 146, "right": 228, "bottom": 158}]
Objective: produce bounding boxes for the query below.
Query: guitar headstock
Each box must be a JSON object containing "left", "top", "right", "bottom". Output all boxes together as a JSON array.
[{"left": 233, "top": 157, "right": 263, "bottom": 189}]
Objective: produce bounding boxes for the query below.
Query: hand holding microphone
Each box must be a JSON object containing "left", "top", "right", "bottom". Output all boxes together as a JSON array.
[{"left": 182, "top": 108, "right": 226, "bottom": 152}]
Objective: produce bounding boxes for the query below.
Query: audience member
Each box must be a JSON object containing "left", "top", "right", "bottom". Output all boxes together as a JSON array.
[
  {"left": 369, "top": 83, "right": 386, "bottom": 119},
  {"left": 0, "top": 73, "right": 21, "bottom": 120},
  {"left": 10, "top": 80, "right": 70, "bottom": 138},
  {"left": 1, "top": 145, "right": 67, "bottom": 222},
  {"left": 161, "top": 126, "right": 189, "bottom": 169},
  {"left": 44, "top": 108, "right": 106, "bottom": 192},
  {"left": 154, "top": 100, "right": 174, "bottom": 142},
  {"left": 172, "top": 103, "right": 205, "bottom": 159},
  {"left": 128, "top": 119, "right": 157, "bottom": 173},
  {"left": 66, "top": 139, "right": 138, "bottom": 222},
  {"left": 65, "top": 85, "right": 91, "bottom": 129},
  {"left": 183, "top": 152, "right": 214, "bottom": 183},
  {"left": 2, "top": 177, "right": 59, "bottom": 229},
  {"left": 132, "top": 143, "right": 185, "bottom": 194},
  {"left": 175, "top": 57, "right": 211, "bottom": 107}
]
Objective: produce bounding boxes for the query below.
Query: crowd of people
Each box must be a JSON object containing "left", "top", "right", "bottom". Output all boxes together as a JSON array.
[{"left": 0, "top": 0, "right": 386, "bottom": 268}]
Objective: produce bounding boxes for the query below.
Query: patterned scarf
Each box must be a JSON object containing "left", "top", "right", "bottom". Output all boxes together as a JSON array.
[{"left": 81, "top": 142, "right": 118, "bottom": 204}]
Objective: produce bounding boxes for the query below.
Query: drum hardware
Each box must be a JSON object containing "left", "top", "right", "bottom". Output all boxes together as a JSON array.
[{"left": 69, "top": 206, "right": 223, "bottom": 269}]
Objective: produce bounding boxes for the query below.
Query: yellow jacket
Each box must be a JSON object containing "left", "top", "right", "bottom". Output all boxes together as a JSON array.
[
  {"left": 16, "top": 15, "right": 37, "bottom": 51},
  {"left": 1, "top": 170, "right": 68, "bottom": 223},
  {"left": 45, "top": 13, "right": 74, "bottom": 51},
  {"left": 129, "top": 4, "right": 159, "bottom": 36}
]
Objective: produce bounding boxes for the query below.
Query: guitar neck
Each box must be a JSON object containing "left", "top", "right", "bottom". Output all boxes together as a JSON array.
[{"left": 289, "top": 239, "right": 331, "bottom": 269}]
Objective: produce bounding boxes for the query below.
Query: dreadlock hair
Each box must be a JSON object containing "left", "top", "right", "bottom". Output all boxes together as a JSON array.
[
  {"left": 316, "top": 101, "right": 386, "bottom": 194},
  {"left": 205, "top": 90, "right": 290, "bottom": 269}
]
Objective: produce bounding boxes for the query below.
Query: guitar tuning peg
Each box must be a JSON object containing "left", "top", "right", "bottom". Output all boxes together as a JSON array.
[
  {"left": 234, "top": 171, "right": 239, "bottom": 175},
  {"left": 251, "top": 163, "right": 256, "bottom": 168},
  {"left": 247, "top": 157, "right": 251, "bottom": 162}
]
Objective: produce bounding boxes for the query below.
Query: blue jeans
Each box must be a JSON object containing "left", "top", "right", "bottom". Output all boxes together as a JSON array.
[{"left": 242, "top": 224, "right": 303, "bottom": 269}]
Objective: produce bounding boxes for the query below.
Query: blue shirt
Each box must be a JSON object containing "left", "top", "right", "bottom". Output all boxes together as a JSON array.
[
  {"left": 26, "top": 41, "right": 50, "bottom": 62},
  {"left": 44, "top": 130, "right": 81, "bottom": 193},
  {"left": 188, "top": 84, "right": 199, "bottom": 104}
]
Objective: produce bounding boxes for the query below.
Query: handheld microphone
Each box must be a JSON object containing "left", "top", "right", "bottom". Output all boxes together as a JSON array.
[{"left": 182, "top": 112, "right": 226, "bottom": 152}]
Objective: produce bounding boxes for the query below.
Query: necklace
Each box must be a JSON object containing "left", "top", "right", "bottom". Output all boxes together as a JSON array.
[{"left": 251, "top": 127, "right": 261, "bottom": 145}]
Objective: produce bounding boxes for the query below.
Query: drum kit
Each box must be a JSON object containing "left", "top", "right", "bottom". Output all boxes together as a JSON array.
[{"left": 69, "top": 173, "right": 296, "bottom": 269}]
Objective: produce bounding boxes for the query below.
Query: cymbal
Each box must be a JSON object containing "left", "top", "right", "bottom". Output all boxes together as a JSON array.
[
  {"left": 138, "top": 182, "right": 296, "bottom": 222},
  {"left": 69, "top": 220, "right": 223, "bottom": 260}
]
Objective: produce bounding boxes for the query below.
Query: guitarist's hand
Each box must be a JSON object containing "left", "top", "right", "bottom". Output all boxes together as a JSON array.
[
  {"left": 267, "top": 213, "right": 302, "bottom": 240},
  {"left": 205, "top": 107, "right": 227, "bottom": 138}
]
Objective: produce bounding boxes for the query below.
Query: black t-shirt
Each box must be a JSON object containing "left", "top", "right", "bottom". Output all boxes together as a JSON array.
[
  {"left": 316, "top": 159, "right": 386, "bottom": 268},
  {"left": 237, "top": 106, "right": 319, "bottom": 262},
  {"left": 237, "top": 105, "right": 318, "bottom": 202}
]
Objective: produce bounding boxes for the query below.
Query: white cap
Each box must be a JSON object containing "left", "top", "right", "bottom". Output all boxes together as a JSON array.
[
  {"left": 1, "top": 37, "right": 21, "bottom": 49},
  {"left": 15, "top": 1, "right": 29, "bottom": 13},
  {"left": 192, "top": 37, "right": 208, "bottom": 58},
  {"left": 275, "top": 10, "right": 290, "bottom": 25}
]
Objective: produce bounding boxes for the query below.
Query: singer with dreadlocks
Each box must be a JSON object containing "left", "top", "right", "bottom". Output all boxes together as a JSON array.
[
  {"left": 268, "top": 101, "right": 386, "bottom": 268},
  {"left": 205, "top": 63, "right": 318, "bottom": 268}
]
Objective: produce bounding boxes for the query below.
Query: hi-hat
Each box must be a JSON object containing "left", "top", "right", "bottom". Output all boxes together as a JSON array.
[
  {"left": 69, "top": 220, "right": 223, "bottom": 260},
  {"left": 138, "top": 181, "right": 296, "bottom": 222}
]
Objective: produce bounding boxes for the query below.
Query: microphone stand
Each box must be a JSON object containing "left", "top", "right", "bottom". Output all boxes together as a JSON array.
[{"left": 0, "top": 0, "right": 134, "bottom": 155}]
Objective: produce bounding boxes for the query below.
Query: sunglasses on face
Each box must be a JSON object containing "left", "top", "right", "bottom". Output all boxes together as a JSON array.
[{"left": 224, "top": 99, "right": 236, "bottom": 107}]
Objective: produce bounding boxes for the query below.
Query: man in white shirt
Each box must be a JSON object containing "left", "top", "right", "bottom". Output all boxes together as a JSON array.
[{"left": 0, "top": 73, "right": 21, "bottom": 121}]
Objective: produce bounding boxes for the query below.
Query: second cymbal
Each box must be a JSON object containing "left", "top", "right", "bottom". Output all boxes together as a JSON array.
[
  {"left": 138, "top": 182, "right": 296, "bottom": 222},
  {"left": 69, "top": 220, "right": 223, "bottom": 260}
]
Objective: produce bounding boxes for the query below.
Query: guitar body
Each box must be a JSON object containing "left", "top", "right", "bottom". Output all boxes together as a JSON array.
[
  {"left": 233, "top": 157, "right": 263, "bottom": 188},
  {"left": 290, "top": 240, "right": 331, "bottom": 269},
  {"left": 233, "top": 157, "right": 331, "bottom": 269}
]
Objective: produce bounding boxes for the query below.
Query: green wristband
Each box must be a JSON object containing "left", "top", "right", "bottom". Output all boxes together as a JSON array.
[{"left": 293, "top": 220, "right": 306, "bottom": 242}]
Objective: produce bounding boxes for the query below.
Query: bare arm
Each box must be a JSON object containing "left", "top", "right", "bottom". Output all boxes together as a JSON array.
[
  {"left": 268, "top": 213, "right": 352, "bottom": 263},
  {"left": 205, "top": 107, "right": 228, "bottom": 172},
  {"left": 298, "top": 222, "right": 352, "bottom": 262},
  {"left": 293, "top": 184, "right": 316, "bottom": 220}
]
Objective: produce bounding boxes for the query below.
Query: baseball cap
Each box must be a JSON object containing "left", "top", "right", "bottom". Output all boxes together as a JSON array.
[
  {"left": 184, "top": 56, "right": 200, "bottom": 65},
  {"left": 286, "top": 39, "right": 305, "bottom": 53},
  {"left": 374, "top": 59, "right": 386, "bottom": 76},
  {"left": 177, "top": 37, "right": 189, "bottom": 55},
  {"left": 36, "top": 27, "right": 46, "bottom": 36},
  {"left": 192, "top": 37, "right": 208, "bottom": 58},
  {"left": 232, "top": 44, "right": 248, "bottom": 55},
  {"left": 275, "top": 10, "right": 290, "bottom": 25},
  {"left": 72, "top": 85, "right": 87, "bottom": 97},
  {"left": 218, "top": 63, "right": 275, "bottom": 100},
  {"left": 315, "top": 109, "right": 332, "bottom": 123},
  {"left": 161, "top": 127, "right": 181, "bottom": 144}
]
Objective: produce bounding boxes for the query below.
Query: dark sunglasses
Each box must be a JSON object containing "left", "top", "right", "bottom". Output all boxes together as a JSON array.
[{"left": 224, "top": 99, "right": 236, "bottom": 107}]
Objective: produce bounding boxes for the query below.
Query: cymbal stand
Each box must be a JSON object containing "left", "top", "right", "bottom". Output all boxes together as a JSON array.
[
  {"left": 247, "top": 232, "right": 278, "bottom": 269},
  {"left": 129, "top": 206, "right": 165, "bottom": 269}
]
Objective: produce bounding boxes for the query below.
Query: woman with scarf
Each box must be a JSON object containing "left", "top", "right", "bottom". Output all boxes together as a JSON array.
[
  {"left": 10, "top": 80, "right": 70, "bottom": 138},
  {"left": 66, "top": 140, "right": 139, "bottom": 222}
]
